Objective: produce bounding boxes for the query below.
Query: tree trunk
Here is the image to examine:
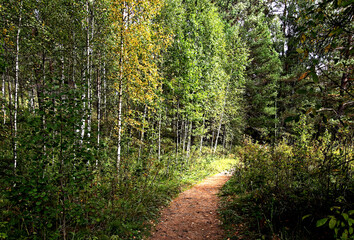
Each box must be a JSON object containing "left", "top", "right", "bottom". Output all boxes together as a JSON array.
[
  {"left": 116, "top": 5, "right": 126, "bottom": 178},
  {"left": 116, "top": 70, "right": 123, "bottom": 177},
  {"left": 199, "top": 117, "right": 205, "bottom": 154},
  {"left": 86, "top": 0, "right": 92, "bottom": 140},
  {"left": 103, "top": 61, "right": 107, "bottom": 121},
  {"left": 222, "top": 124, "right": 226, "bottom": 149},
  {"left": 214, "top": 83, "right": 229, "bottom": 153},
  {"left": 186, "top": 121, "right": 192, "bottom": 161},
  {"left": 175, "top": 100, "right": 179, "bottom": 158},
  {"left": 29, "top": 83, "right": 35, "bottom": 113},
  {"left": 138, "top": 104, "right": 148, "bottom": 162},
  {"left": 42, "top": 52, "right": 47, "bottom": 157},
  {"left": 7, "top": 71, "right": 13, "bottom": 131},
  {"left": 14, "top": 7, "right": 22, "bottom": 170},
  {"left": 97, "top": 61, "right": 101, "bottom": 167},
  {"left": 214, "top": 115, "right": 223, "bottom": 154},
  {"left": 182, "top": 120, "right": 188, "bottom": 153},
  {"left": 80, "top": 91, "right": 86, "bottom": 143},
  {"left": 158, "top": 111, "right": 162, "bottom": 161}
]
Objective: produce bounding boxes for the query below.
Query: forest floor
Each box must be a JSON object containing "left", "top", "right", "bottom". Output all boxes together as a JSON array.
[{"left": 147, "top": 171, "right": 232, "bottom": 240}]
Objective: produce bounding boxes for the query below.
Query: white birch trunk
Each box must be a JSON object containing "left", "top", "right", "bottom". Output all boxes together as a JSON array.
[
  {"left": 103, "top": 62, "right": 107, "bottom": 120},
  {"left": 14, "top": 8, "right": 22, "bottom": 170},
  {"left": 29, "top": 85, "right": 35, "bottom": 113},
  {"left": 80, "top": 94, "right": 86, "bottom": 142},
  {"left": 87, "top": 0, "right": 92, "bottom": 140},
  {"left": 182, "top": 120, "right": 188, "bottom": 153},
  {"left": 116, "top": 63, "right": 123, "bottom": 176},
  {"left": 138, "top": 104, "right": 147, "bottom": 162},
  {"left": 199, "top": 117, "right": 205, "bottom": 154},
  {"left": 116, "top": 5, "right": 127, "bottom": 176},
  {"left": 97, "top": 62, "right": 101, "bottom": 167},
  {"left": 186, "top": 121, "right": 192, "bottom": 161},
  {"left": 214, "top": 113, "right": 224, "bottom": 154}
]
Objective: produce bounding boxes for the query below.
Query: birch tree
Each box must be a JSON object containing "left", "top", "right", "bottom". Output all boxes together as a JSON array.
[
  {"left": 109, "top": 0, "right": 169, "bottom": 176},
  {"left": 13, "top": 1, "right": 22, "bottom": 170}
]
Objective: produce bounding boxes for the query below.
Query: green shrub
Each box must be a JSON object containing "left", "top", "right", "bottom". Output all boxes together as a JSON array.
[{"left": 220, "top": 130, "right": 353, "bottom": 240}]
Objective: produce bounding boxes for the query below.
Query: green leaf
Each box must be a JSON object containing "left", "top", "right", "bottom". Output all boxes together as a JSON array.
[
  {"left": 316, "top": 218, "right": 328, "bottom": 227},
  {"left": 311, "top": 71, "right": 319, "bottom": 83},
  {"left": 340, "top": 0, "right": 354, "bottom": 7},
  {"left": 296, "top": 48, "right": 304, "bottom": 54},
  {"left": 302, "top": 214, "right": 312, "bottom": 220},
  {"left": 342, "top": 213, "right": 349, "bottom": 221},
  {"left": 348, "top": 218, "right": 354, "bottom": 226},
  {"left": 341, "top": 229, "right": 348, "bottom": 239},
  {"left": 331, "top": 206, "right": 341, "bottom": 211},
  {"left": 348, "top": 210, "right": 354, "bottom": 215},
  {"left": 284, "top": 116, "right": 295, "bottom": 123},
  {"left": 349, "top": 227, "right": 353, "bottom": 235},
  {"left": 297, "top": 89, "right": 307, "bottom": 94},
  {"left": 329, "top": 218, "right": 336, "bottom": 229},
  {"left": 295, "top": 115, "right": 300, "bottom": 123}
]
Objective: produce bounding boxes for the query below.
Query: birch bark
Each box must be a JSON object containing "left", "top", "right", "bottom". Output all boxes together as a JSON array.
[
  {"left": 14, "top": 4, "right": 22, "bottom": 170},
  {"left": 116, "top": 5, "right": 127, "bottom": 176},
  {"left": 199, "top": 117, "right": 205, "bottom": 154}
]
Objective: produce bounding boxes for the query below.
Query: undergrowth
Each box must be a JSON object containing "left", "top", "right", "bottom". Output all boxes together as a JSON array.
[
  {"left": 102, "top": 150, "right": 235, "bottom": 240},
  {"left": 1, "top": 148, "right": 235, "bottom": 240},
  {"left": 219, "top": 122, "right": 353, "bottom": 240}
]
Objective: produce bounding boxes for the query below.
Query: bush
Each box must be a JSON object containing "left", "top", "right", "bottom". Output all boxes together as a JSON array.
[{"left": 220, "top": 131, "right": 353, "bottom": 240}]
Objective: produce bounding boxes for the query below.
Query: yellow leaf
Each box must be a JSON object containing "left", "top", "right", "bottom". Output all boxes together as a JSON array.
[
  {"left": 298, "top": 71, "right": 310, "bottom": 81},
  {"left": 324, "top": 44, "right": 331, "bottom": 53},
  {"left": 306, "top": 108, "right": 313, "bottom": 114},
  {"left": 301, "top": 34, "right": 306, "bottom": 43}
]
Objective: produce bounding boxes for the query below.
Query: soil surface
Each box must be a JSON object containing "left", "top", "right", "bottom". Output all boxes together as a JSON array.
[{"left": 148, "top": 171, "right": 232, "bottom": 240}]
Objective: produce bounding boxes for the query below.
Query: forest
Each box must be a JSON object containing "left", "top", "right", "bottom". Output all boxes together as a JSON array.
[{"left": 0, "top": 0, "right": 353, "bottom": 239}]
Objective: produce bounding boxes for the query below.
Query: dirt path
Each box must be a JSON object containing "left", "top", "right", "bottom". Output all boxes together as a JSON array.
[{"left": 148, "top": 172, "right": 231, "bottom": 240}]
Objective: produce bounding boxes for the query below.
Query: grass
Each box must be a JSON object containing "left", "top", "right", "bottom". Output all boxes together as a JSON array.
[
  {"left": 179, "top": 154, "right": 236, "bottom": 188},
  {"left": 94, "top": 149, "right": 237, "bottom": 240}
]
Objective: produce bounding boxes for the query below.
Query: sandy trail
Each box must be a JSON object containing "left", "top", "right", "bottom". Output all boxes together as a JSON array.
[{"left": 148, "top": 172, "right": 231, "bottom": 240}]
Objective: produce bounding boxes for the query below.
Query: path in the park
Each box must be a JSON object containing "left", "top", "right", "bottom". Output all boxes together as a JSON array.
[{"left": 148, "top": 172, "right": 232, "bottom": 240}]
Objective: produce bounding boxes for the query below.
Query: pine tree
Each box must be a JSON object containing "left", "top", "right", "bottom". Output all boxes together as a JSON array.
[{"left": 242, "top": 14, "right": 281, "bottom": 142}]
